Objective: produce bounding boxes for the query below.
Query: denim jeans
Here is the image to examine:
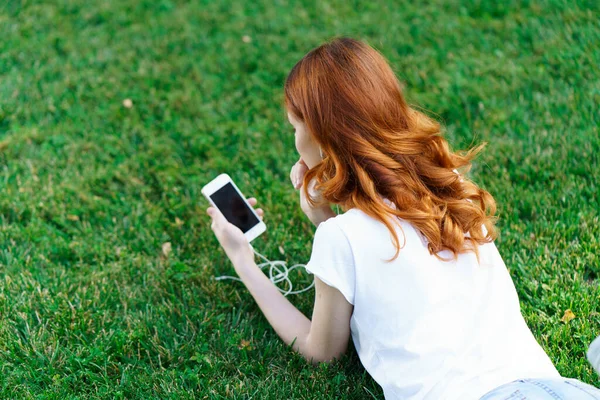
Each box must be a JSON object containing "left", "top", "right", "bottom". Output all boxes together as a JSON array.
[{"left": 480, "top": 378, "right": 600, "bottom": 399}]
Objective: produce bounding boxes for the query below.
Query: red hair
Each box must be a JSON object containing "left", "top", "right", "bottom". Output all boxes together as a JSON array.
[{"left": 285, "top": 38, "right": 497, "bottom": 260}]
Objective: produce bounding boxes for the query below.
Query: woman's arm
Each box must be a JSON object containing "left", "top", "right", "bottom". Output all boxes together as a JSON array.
[
  {"left": 207, "top": 203, "right": 352, "bottom": 363},
  {"left": 234, "top": 257, "right": 353, "bottom": 363}
]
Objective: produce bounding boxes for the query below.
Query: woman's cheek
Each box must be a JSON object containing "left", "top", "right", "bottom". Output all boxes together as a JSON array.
[
  {"left": 294, "top": 129, "right": 320, "bottom": 166},
  {"left": 295, "top": 133, "right": 306, "bottom": 156}
]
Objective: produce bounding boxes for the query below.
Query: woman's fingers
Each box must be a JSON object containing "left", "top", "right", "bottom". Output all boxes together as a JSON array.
[
  {"left": 296, "top": 163, "right": 308, "bottom": 189},
  {"left": 207, "top": 207, "right": 215, "bottom": 220},
  {"left": 290, "top": 158, "right": 300, "bottom": 188},
  {"left": 292, "top": 166, "right": 298, "bottom": 188},
  {"left": 246, "top": 198, "right": 264, "bottom": 219},
  {"left": 207, "top": 207, "right": 226, "bottom": 231},
  {"left": 290, "top": 159, "right": 309, "bottom": 190}
]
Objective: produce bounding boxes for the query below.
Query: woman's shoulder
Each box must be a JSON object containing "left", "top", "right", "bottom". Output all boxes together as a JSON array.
[
  {"left": 330, "top": 207, "right": 377, "bottom": 225},
  {"left": 323, "top": 208, "right": 414, "bottom": 252},
  {"left": 314, "top": 209, "right": 370, "bottom": 248},
  {"left": 324, "top": 208, "right": 372, "bottom": 234}
]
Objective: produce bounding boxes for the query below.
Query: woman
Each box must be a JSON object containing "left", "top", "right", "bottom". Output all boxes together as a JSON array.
[{"left": 206, "top": 38, "right": 600, "bottom": 399}]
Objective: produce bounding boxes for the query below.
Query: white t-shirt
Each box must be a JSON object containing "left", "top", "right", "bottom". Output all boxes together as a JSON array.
[{"left": 305, "top": 208, "right": 559, "bottom": 400}]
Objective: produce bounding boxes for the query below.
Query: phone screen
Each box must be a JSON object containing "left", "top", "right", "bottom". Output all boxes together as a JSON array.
[{"left": 210, "top": 182, "right": 260, "bottom": 233}]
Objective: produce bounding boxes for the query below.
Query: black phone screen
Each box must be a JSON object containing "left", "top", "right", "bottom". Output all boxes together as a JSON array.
[{"left": 210, "top": 182, "right": 260, "bottom": 233}]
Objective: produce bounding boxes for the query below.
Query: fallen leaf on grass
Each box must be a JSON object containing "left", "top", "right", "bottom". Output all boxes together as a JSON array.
[
  {"left": 162, "top": 242, "right": 172, "bottom": 257},
  {"left": 239, "top": 339, "right": 253, "bottom": 350},
  {"left": 561, "top": 309, "right": 575, "bottom": 324},
  {"left": 67, "top": 214, "right": 80, "bottom": 221}
]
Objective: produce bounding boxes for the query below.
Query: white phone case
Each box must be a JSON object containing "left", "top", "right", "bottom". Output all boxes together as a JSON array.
[{"left": 201, "top": 173, "right": 266, "bottom": 242}]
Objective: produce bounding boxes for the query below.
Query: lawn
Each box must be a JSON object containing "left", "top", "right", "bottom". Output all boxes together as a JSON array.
[{"left": 0, "top": 0, "right": 599, "bottom": 398}]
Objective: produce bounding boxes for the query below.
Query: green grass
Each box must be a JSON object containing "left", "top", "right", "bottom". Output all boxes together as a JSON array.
[{"left": 1, "top": 0, "right": 599, "bottom": 398}]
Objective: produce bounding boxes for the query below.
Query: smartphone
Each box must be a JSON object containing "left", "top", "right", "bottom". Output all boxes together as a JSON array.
[{"left": 202, "top": 173, "right": 266, "bottom": 242}]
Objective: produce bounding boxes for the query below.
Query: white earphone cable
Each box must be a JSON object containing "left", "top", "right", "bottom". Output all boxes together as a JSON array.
[{"left": 214, "top": 246, "right": 315, "bottom": 296}]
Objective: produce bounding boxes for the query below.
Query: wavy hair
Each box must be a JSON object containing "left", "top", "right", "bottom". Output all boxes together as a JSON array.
[{"left": 284, "top": 38, "right": 497, "bottom": 260}]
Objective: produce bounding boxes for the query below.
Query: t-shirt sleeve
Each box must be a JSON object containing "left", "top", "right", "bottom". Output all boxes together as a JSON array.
[{"left": 305, "top": 218, "right": 356, "bottom": 305}]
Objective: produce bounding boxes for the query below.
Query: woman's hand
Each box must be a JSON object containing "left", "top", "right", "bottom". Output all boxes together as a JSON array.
[
  {"left": 206, "top": 198, "right": 264, "bottom": 269},
  {"left": 290, "top": 158, "right": 310, "bottom": 190},
  {"left": 290, "top": 158, "right": 336, "bottom": 227}
]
